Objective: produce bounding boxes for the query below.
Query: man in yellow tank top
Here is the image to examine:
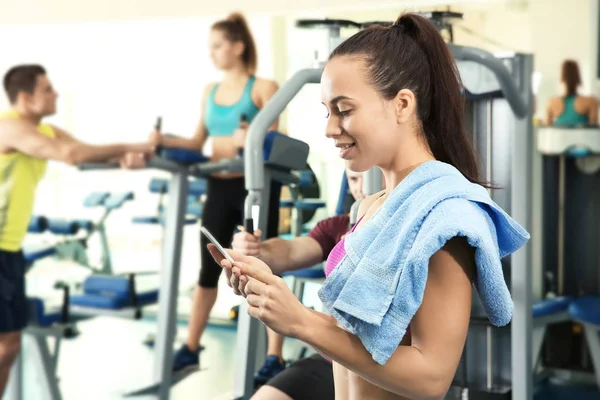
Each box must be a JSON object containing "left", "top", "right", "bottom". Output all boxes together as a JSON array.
[{"left": 0, "top": 64, "right": 154, "bottom": 395}]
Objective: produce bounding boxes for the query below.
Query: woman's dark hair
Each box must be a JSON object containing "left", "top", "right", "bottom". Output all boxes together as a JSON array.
[
  {"left": 329, "top": 12, "right": 486, "bottom": 187},
  {"left": 3, "top": 64, "right": 46, "bottom": 104},
  {"left": 561, "top": 59, "right": 581, "bottom": 96},
  {"left": 212, "top": 12, "right": 258, "bottom": 75}
]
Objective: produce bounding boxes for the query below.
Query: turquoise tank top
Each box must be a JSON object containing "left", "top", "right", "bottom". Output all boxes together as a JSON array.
[
  {"left": 554, "top": 95, "right": 589, "bottom": 126},
  {"left": 204, "top": 76, "right": 260, "bottom": 136}
]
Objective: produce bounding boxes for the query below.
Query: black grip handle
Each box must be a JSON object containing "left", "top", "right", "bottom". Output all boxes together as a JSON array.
[
  {"left": 154, "top": 116, "right": 163, "bottom": 155},
  {"left": 244, "top": 218, "right": 254, "bottom": 235},
  {"left": 237, "top": 114, "right": 248, "bottom": 158}
]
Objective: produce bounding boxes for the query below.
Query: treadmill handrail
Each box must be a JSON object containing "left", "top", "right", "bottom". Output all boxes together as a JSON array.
[
  {"left": 449, "top": 44, "right": 529, "bottom": 119},
  {"left": 244, "top": 68, "right": 323, "bottom": 192},
  {"left": 78, "top": 156, "right": 185, "bottom": 173}
]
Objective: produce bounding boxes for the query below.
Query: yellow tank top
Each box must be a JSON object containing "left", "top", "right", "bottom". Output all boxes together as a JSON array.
[{"left": 0, "top": 110, "right": 55, "bottom": 251}]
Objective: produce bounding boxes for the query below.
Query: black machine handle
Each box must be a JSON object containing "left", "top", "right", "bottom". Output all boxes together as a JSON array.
[
  {"left": 154, "top": 116, "right": 163, "bottom": 155},
  {"left": 237, "top": 113, "right": 248, "bottom": 158},
  {"left": 295, "top": 18, "right": 362, "bottom": 30},
  {"left": 127, "top": 273, "right": 142, "bottom": 319},
  {"left": 54, "top": 281, "right": 78, "bottom": 338},
  {"left": 244, "top": 218, "right": 254, "bottom": 235}
]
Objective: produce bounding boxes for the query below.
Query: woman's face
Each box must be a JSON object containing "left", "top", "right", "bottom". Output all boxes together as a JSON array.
[
  {"left": 321, "top": 56, "right": 406, "bottom": 173},
  {"left": 209, "top": 29, "right": 242, "bottom": 71}
]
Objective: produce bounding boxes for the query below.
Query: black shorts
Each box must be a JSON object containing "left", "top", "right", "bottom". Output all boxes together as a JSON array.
[
  {"left": 0, "top": 249, "right": 28, "bottom": 332},
  {"left": 267, "top": 354, "right": 334, "bottom": 400},
  {"left": 198, "top": 177, "right": 281, "bottom": 288}
]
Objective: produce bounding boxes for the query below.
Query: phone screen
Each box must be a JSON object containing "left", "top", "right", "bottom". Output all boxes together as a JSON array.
[{"left": 200, "top": 226, "right": 235, "bottom": 264}]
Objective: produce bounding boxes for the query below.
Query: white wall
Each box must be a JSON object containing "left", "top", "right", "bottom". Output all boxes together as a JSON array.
[{"left": 0, "top": 15, "right": 273, "bottom": 280}]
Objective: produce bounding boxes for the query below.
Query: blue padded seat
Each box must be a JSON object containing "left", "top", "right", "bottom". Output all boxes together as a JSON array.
[
  {"left": 84, "top": 192, "right": 110, "bottom": 208},
  {"left": 149, "top": 178, "right": 169, "bottom": 194},
  {"left": 160, "top": 148, "right": 209, "bottom": 165},
  {"left": 566, "top": 147, "right": 591, "bottom": 158},
  {"left": 294, "top": 200, "right": 327, "bottom": 211},
  {"left": 132, "top": 216, "right": 197, "bottom": 225},
  {"left": 283, "top": 266, "right": 325, "bottom": 279},
  {"left": 105, "top": 192, "right": 134, "bottom": 210},
  {"left": 532, "top": 296, "right": 573, "bottom": 318},
  {"left": 28, "top": 298, "right": 61, "bottom": 327},
  {"left": 568, "top": 296, "right": 600, "bottom": 325},
  {"left": 28, "top": 216, "right": 48, "bottom": 233},
  {"left": 69, "top": 276, "right": 159, "bottom": 310},
  {"left": 149, "top": 179, "right": 206, "bottom": 196},
  {"left": 23, "top": 246, "right": 57, "bottom": 264},
  {"left": 47, "top": 219, "right": 80, "bottom": 235},
  {"left": 189, "top": 180, "right": 207, "bottom": 196},
  {"left": 187, "top": 204, "right": 202, "bottom": 218},
  {"left": 76, "top": 219, "right": 94, "bottom": 231},
  {"left": 279, "top": 200, "right": 294, "bottom": 208},
  {"left": 298, "top": 170, "right": 315, "bottom": 188}
]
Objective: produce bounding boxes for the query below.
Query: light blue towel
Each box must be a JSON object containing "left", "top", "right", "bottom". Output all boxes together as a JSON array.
[{"left": 318, "top": 160, "right": 530, "bottom": 365}]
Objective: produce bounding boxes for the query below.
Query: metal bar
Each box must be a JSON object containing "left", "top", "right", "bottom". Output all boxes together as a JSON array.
[
  {"left": 244, "top": 68, "right": 323, "bottom": 193},
  {"left": 153, "top": 171, "right": 189, "bottom": 399},
  {"left": 189, "top": 159, "right": 244, "bottom": 177},
  {"left": 449, "top": 44, "right": 529, "bottom": 119},
  {"left": 485, "top": 97, "right": 494, "bottom": 392},
  {"left": 510, "top": 53, "right": 534, "bottom": 400},
  {"left": 77, "top": 156, "right": 180, "bottom": 173},
  {"left": 5, "top": 347, "right": 22, "bottom": 400},
  {"left": 558, "top": 155, "right": 565, "bottom": 295},
  {"left": 31, "top": 335, "right": 62, "bottom": 400},
  {"left": 234, "top": 172, "right": 273, "bottom": 399},
  {"left": 362, "top": 167, "right": 383, "bottom": 196}
]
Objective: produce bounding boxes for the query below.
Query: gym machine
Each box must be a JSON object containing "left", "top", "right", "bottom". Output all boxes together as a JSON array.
[
  {"left": 68, "top": 128, "right": 308, "bottom": 399},
  {"left": 233, "top": 12, "right": 534, "bottom": 400},
  {"left": 535, "top": 125, "right": 600, "bottom": 390}
]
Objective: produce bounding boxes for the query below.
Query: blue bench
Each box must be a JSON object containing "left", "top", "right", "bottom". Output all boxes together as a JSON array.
[
  {"left": 23, "top": 245, "right": 57, "bottom": 266},
  {"left": 69, "top": 275, "right": 159, "bottom": 319},
  {"left": 532, "top": 296, "right": 573, "bottom": 371},
  {"left": 148, "top": 178, "right": 207, "bottom": 197},
  {"left": 134, "top": 178, "right": 205, "bottom": 225},
  {"left": 568, "top": 296, "right": 600, "bottom": 388},
  {"left": 9, "top": 283, "right": 76, "bottom": 400}
]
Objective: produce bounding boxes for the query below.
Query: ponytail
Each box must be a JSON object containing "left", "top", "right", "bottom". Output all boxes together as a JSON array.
[
  {"left": 212, "top": 12, "right": 258, "bottom": 74},
  {"left": 330, "top": 13, "right": 487, "bottom": 187},
  {"left": 561, "top": 59, "right": 581, "bottom": 97}
]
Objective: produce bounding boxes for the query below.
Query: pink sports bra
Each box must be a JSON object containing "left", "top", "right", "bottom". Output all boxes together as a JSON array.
[{"left": 324, "top": 216, "right": 363, "bottom": 277}]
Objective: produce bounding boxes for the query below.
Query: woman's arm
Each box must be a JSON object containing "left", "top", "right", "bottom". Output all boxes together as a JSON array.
[
  {"left": 587, "top": 97, "right": 599, "bottom": 125},
  {"left": 295, "top": 237, "right": 475, "bottom": 400}
]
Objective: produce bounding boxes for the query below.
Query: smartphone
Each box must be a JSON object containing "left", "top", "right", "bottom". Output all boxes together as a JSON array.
[{"left": 200, "top": 226, "right": 235, "bottom": 264}]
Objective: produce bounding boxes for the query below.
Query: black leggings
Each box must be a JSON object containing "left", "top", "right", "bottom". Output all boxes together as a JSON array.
[{"left": 198, "top": 177, "right": 281, "bottom": 288}]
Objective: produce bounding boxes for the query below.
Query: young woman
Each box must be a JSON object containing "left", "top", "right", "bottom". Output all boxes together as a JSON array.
[
  {"left": 210, "top": 12, "right": 528, "bottom": 400},
  {"left": 149, "top": 12, "right": 282, "bottom": 373},
  {"left": 231, "top": 167, "right": 365, "bottom": 399},
  {"left": 545, "top": 59, "right": 598, "bottom": 126}
]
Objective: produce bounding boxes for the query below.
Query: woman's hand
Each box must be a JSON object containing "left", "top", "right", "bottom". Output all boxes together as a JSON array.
[
  {"left": 148, "top": 129, "right": 163, "bottom": 147},
  {"left": 237, "top": 261, "right": 312, "bottom": 339},
  {"left": 206, "top": 244, "right": 271, "bottom": 296},
  {"left": 119, "top": 152, "right": 147, "bottom": 169},
  {"left": 232, "top": 127, "right": 247, "bottom": 149}
]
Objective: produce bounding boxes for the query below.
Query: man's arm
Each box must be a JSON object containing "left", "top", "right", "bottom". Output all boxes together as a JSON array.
[
  {"left": 259, "top": 236, "right": 324, "bottom": 275},
  {"left": 0, "top": 119, "right": 152, "bottom": 165}
]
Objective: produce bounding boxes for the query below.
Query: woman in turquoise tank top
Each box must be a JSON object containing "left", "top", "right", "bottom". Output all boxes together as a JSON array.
[
  {"left": 546, "top": 59, "right": 598, "bottom": 126},
  {"left": 149, "top": 12, "right": 286, "bottom": 377}
]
